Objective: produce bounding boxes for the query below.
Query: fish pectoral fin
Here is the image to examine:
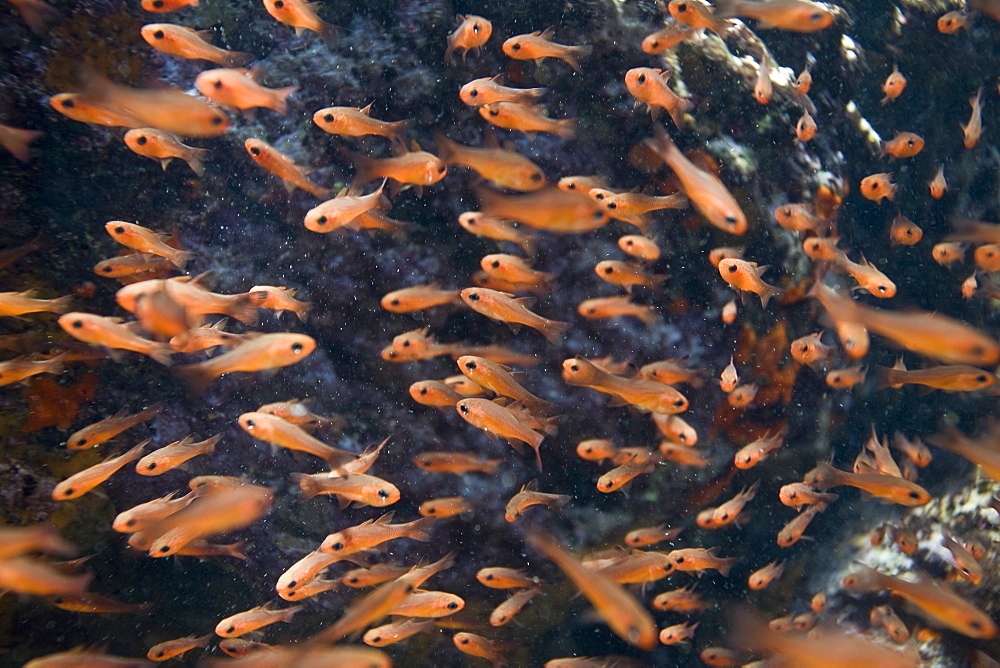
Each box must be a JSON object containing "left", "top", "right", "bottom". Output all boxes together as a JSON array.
[
  {"left": 503, "top": 321, "right": 523, "bottom": 335},
  {"left": 159, "top": 158, "right": 172, "bottom": 171}
]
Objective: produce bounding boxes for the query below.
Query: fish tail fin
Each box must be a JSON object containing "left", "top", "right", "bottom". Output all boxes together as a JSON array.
[
  {"left": 760, "top": 286, "right": 782, "bottom": 309},
  {"left": 148, "top": 343, "right": 174, "bottom": 366},
  {"left": 639, "top": 307, "right": 658, "bottom": 326},
  {"left": 295, "top": 300, "right": 313, "bottom": 322},
  {"left": 668, "top": 98, "right": 693, "bottom": 129},
  {"left": 1, "top": 127, "right": 43, "bottom": 162},
  {"left": 887, "top": 183, "right": 898, "bottom": 201},
  {"left": 184, "top": 148, "right": 209, "bottom": 177},
  {"left": 484, "top": 459, "right": 503, "bottom": 475},
  {"left": 223, "top": 51, "right": 253, "bottom": 68},
  {"left": 351, "top": 152, "right": 378, "bottom": 189},
  {"left": 712, "top": 0, "right": 740, "bottom": 18},
  {"left": 48, "top": 294, "right": 74, "bottom": 315},
  {"left": 168, "top": 249, "right": 196, "bottom": 271},
  {"left": 291, "top": 473, "right": 321, "bottom": 499},
  {"left": 718, "top": 557, "right": 741, "bottom": 578},
  {"left": 174, "top": 362, "right": 213, "bottom": 394},
  {"left": 201, "top": 433, "right": 223, "bottom": 455},
  {"left": 230, "top": 290, "right": 268, "bottom": 325},
  {"left": 540, "top": 318, "right": 569, "bottom": 344},
  {"left": 409, "top": 516, "right": 438, "bottom": 542},
  {"left": 521, "top": 87, "right": 548, "bottom": 102},
  {"left": 388, "top": 119, "right": 413, "bottom": 147},
  {"left": 564, "top": 45, "right": 592, "bottom": 74},
  {"left": 317, "top": 19, "right": 343, "bottom": 48},
  {"left": 224, "top": 541, "right": 248, "bottom": 560},
  {"left": 123, "top": 439, "right": 149, "bottom": 462},
  {"left": 271, "top": 86, "right": 298, "bottom": 115},
  {"left": 554, "top": 118, "right": 576, "bottom": 139}
]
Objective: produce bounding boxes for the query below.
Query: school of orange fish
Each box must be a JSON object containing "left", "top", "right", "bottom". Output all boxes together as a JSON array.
[{"left": 2, "top": 0, "right": 1000, "bottom": 665}]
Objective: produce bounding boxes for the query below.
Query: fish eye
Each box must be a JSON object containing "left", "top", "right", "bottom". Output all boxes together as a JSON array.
[
  {"left": 604, "top": 266, "right": 614, "bottom": 275},
  {"left": 402, "top": 340, "right": 411, "bottom": 348},
  {"left": 438, "top": 164, "right": 446, "bottom": 173},
  {"left": 273, "top": 0, "right": 284, "bottom": 7},
  {"left": 587, "top": 308, "right": 595, "bottom": 314},
  {"left": 71, "top": 320, "right": 83, "bottom": 329},
  {"left": 460, "top": 637, "right": 469, "bottom": 644},
  {"left": 159, "top": 545, "right": 170, "bottom": 553},
  {"left": 372, "top": 636, "right": 382, "bottom": 643},
  {"left": 213, "top": 80, "right": 223, "bottom": 89},
  {"left": 468, "top": 89, "right": 478, "bottom": 98},
  {"left": 977, "top": 374, "right": 988, "bottom": 382},
  {"left": 727, "top": 264, "right": 737, "bottom": 273},
  {"left": 390, "top": 298, "right": 400, "bottom": 306},
  {"left": 291, "top": 342, "right": 303, "bottom": 353},
  {"left": 447, "top": 601, "right": 459, "bottom": 609},
  {"left": 152, "top": 0, "right": 163, "bottom": 6},
  {"left": 62, "top": 99, "right": 75, "bottom": 108},
  {"left": 405, "top": 584, "right": 415, "bottom": 593},
  {"left": 909, "top": 491, "right": 920, "bottom": 499},
  {"left": 530, "top": 172, "right": 542, "bottom": 182},
  {"left": 485, "top": 574, "right": 494, "bottom": 580},
  {"left": 136, "top": 135, "right": 148, "bottom": 145},
  {"left": 490, "top": 260, "right": 500, "bottom": 268},
  {"left": 212, "top": 116, "right": 224, "bottom": 125},
  {"left": 114, "top": 226, "right": 125, "bottom": 235},
  {"left": 153, "top": 30, "right": 164, "bottom": 39},
  {"left": 570, "top": 364, "right": 579, "bottom": 372},
  {"left": 348, "top": 577, "right": 358, "bottom": 583},
  {"left": 126, "top": 518, "right": 136, "bottom": 527},
  {"left": 603, "top": 480, "right": 613, "bottom": 489},
  {"left": 637, "top": 73, "right": 646, "bottom": 84},
  {"left": 878, "top": 285, "right": 887, "bottom": 293},
  {"left": 288, "top": 580, "right": 297, "bottom": 588},
  {"left": 147, "top": 463, "right": 156, "bottom": 470},
  {"left": 226, "top": 626, "right": 235, "bottom": 634},
  {"left": 250, "top": 147, "right": 260, "bottom": 155},
  {"left": 675, "top": 556, "right": 685, "bottom": 563},
  {"left": 511, "top": 43, "right": 521, "bottom": 51},
  {"left": 378, "top": 489, "right": 389, "bottom": 498},
  {"left": 725, "top": 215, "right": 738, "bottom": 224},
  {"left": 594, "top": 192, "right": 605, "bottom": 200},
  {"left": 467, "top": 292, "right": 479, "bottom": 301},
  {"left": 425, "top": 506, "right": 435, "bottom": 514},
  {"left": 810, "top": 12, "right": 822, "bottom": 20},
  {"left": 607, "top": 202, "right": 617, "bottom": 210},
  {"left": 155, "top": 651, "right": 165, "bottom": 658},
  {"left": 323, "top": 113, "right": 334, "bottom": 123},
  {"left": 418, "top": 387, "right": 427, "bottom": 395},
  {"left": 489, "top": 108, "right": 499, "bottom": 116},
  {"left": 673, "top": 399, "right": 684, "bottom": 408},
  {"left": 317, "top": 215, "right": 328, "bottom": 226},
  {"left": 473, "top": 23, "right": 480, "bottom": 32},
  {"left": 332, "top": 542, "right": 344, "bottom": 551}
]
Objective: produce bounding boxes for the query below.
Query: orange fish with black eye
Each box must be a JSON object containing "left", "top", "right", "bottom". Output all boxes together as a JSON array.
[
  {"left": 81, "top": 77, "right": 231, "bottom": 137},
  {"left": 313, "top": 104, "right": 411, "bottom": 145},
  {"left": 304, "top": 181, "right": 390, "bottom": 234},
  {"left": 196, "top": 68, "right": 297, "bottom": 114},
  {"left": 142, "top": 0, "right": 198, "bottom": 12},
  {"left": 435, "top": 133, "right": 545, "bottom": 192},
  {"left": 932, "top": 242, "right": 965, "bottom": 267},
  {"left": 63, "top": 402, "right": 157, "bottom": 453},
  {"left": 502, "top": 28, "right": 591, "bottom": 73},
  {"left": 802, "top": 236, "right": 841, "bottom": 262},
  {"left": 938, "top": 10, "right": 969, "bottom": 33},
  {"left": 174, "top": 332, "right": 315, "bottom": 391},
  {"left": 714, "top": 0, "right": 835, "bottom": 31},
  {"left": 141, "top": 24, "right": 251, "bottom": 67},
  {"left": 49, "top": 93, "right": 143, "bottom": 128},
  {"left": 668, "top": 0, "right": 730, "bottom": 35},
  {"left": 805, "top": 461, "right": 931, "bottom": 506},
  {"left": 391, "top": 590, "right": 465, "bottom": 618},
  {"left": 419, "top": 496, "right": 471, "bottom": 518},
  {"left": 578, "top": 295, "right": 657, "bottom": 326},
  {"left": 929, "top": 165, "right": 947, "bottom": 199},
  {"left": 410, "top": 380, "right": 463, "bottom": 408},
  {"left": 319, "top": 513, "right": 435, "bottom": 557},
  {"left": 216, "top": 604, "right": 302, "bottom": 638},
  {"left": 59, "top": 313, "right": 173, "bottom": 365},
  {"left": 459, "top": 76, "right": 547, "bottom": 107},
  {"left": 457, "top": 355, "right": 556, "bottom": 416},
  {"left": 796, "top": 112, "right": 817, "bottom": 141},
  {"left": 456, "top": 398, "right": 552, "bottom": 469},
  {"left": 52, "top": 441, "right": 147, "bottom": 500},
  {"left": 353, "top": 145, "right": 446, "bottom": 191},
  {"left": 881, "top": 132, "right": 924, "bottom": 159},
  {"left": 444, "top": 14, "right": 492, "bottom": 62},
  {"left": 644, "top": 125, "right": 747, "bottom": 235},
  {"left": 642, "top": 22, "right": 695, "bottom": 54},
  {"left": 458, "top": 212, "right": 536, "bottom": 255},
  {"left": 860, "top": 173, "right": 896, "bottom": 202},
  {"left": 124, "top": 128, "right": 208, "bottom": 176},
  {"left": 105, "top": 221, "right": 194, "bottom": 269},
  {"left": 890, "top": 215, "right": 922, "bottom": 246},
  {"left": 413, "top": 451, "right": 502, "bottom": 475},
  {"left": 381, "top": 284, "right": 461, "bottom": 313},
  {"left": 595, "top": 260, "right": 668, "bottom": 292},
  {"left": 624, "top": 67, "right": 693, "bottom": 128},
  {"left": 479, "top": 102, "right": 576, "bottom": 139},
  {"left": 773, "top": 203, "right": 819, "bottom": 232},
  {"left": 619, "top": 235, "right": 661, "bottom": 262},
  {"left": 748, "top": 561, "right": 784, "bottom": 590},
  {"left": 718, "top": 258, "right": 781, "bottom": 307},
  {"left": 245, "top": 138, "right": 330, "bottom": 200},
  {"left": 262, "top": 0, "right": 339, "bottom": 39},
  {"left": 136, "top": 434, "right": 220, "bottom": 476},
  {"left": 833, "top": 252, "right": 896, "bottom": 298},
  {"left": 962, "top": 87, "right": 984, "bottom": 150},
  {"left": 734, "top": 428, "right": 786, "bottom": 469},
  {"left": 505, "top": 480, "right": 571, "bottom": 521},
  {"left": 461, "top": 287, "right": 569, "bottom": 343},
  {"left": 881, "top": 65, "right": 906, "bottom": 105},
  {"left": 480, "top": 254, "right": 553, "bottom": 290},
  {"left": 598, "top": 455, "right": 657, "bottom": 493},
  {"left": 667, "top": 547, "right": 739, "bottom": 577},
  {"left": 563, "top": 356, "right": 689, "bottom": 414}
]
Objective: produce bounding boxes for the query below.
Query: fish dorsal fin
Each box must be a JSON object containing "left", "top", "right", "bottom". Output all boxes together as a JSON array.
[
  {"left": 538, "top": 27, "right": 555, "bottom": 40},
  {"left": 335, "top": 187, "right": 349, "bottom": 199},
  {"left": 195, "top": 29, "right": 215, "bottom": 42},
  {"left": 754, "top": 264, "right": 769, "bottom": 277},
  {"left": 409, "top": 140, "right": 421, "bottom": 153},
  {"left": 481, "top": 127, "right": 501, "bottom": 149},
  {"left": 374, "top": 511, "right": 395, "bottom": 524},
  {"left": 359, "top": 102, "right": 374, "bottom": 116},
  {"left": 522, "top": 478, "right": 538, "bottom": 492},
  {"left": 514, "top": 296, "right": 536, "bottom": 309}
]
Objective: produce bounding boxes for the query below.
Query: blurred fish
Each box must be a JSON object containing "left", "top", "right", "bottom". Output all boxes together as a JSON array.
[
  {"left": 459, "top": 77, "right": 547, "bottom": 107},
  {"left": 436, "top": 133, "right": 545, "bottom": 192},
  {"left": 141, "top": 24, "right": 251, "bottom": 67},
  {"left": 0, "top": 123, "right": 42, "bottom": 162},
  {"left": 713, "top": 0, "right": 834, "bottom": 31},
  {"left": 52, "top": 441, "right": 147, "bottom": 500},
  {"left": 245, "top": 138, "right": 330, "bottom": 199},
  {"left": 174, "top": 333, "right": 315, "bottom": 391},
  {"left": 196, "top": 68, "right": 297, "bottom": 114},
  {"left": 881, "top": 65, "right": 907, "bottom": 104},
  {"left": 444, "top": 14, "right": 492, "bottom": 63},
  {"left": 59, "top": 314, "right": 173, "bottom": 365},
  {"left": 147, "top": 634, "right": 212, "bottom": 662},
  {"left": 262, "top": 0, "right": 339, "bottom": 39},
  {"left": 479, "top": 102, "right": 576, "bottom": 139}
]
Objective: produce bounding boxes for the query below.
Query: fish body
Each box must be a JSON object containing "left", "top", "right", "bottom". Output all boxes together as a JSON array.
[
  {"left": 502, "top": 28, "right": 591, "bottom": 73},
  {"left": 262, "top": 0, "right": 339, "bottom": 38},
  {"left": 435, "top": 133, "right": 545, "bottom": 191},
  {"left": 196, "top": 68, "right": 296, "bottom": 113},
  {"left": 578, "top": 295, "right": 657, "bottom": 325},
  {"left": 245, "top": 138, "right": 330, "bottom": 199},
  {"left": 0, "top": 290, "right": 72, "bottom": 317},
  {"left": 175, "top": 333, "right": 315, "bottom": 390},
  {"left": 136, "top": 434, "right": 220, "bottom": 475},
  {"left": 624, "top": 67, "right": 692, "bottom": 128},
  {"left": 52, "top": 441, "right": 147, "bottom": 500},
  {"left": 445, "top": 14, "right": 492, "bottom": 62},
  {"left": 215, "top": 604, "right": 302, "bottom": 637},
  {"left": 459, "top": 77, "right": 546, "bottom": 106},
  {"left": 141, "top": 24, "right": 250, "bottom": 67},
  {"left": 962, "top": 87, "right": 984, "bottom": 149},
  {"left": 59, "top": 313, "right": 172, "bottom": 365},
  {"left": 304, "top": 181, "right": 390, "bottom": 233},
  {"left": 313, "top": 104, "right": 411, "bottom": 144},
  {"left": 319, "top": 513, "right": 435, "bottom": 556},
  {"left": 477, "top": 187, "right": 609, "bottom": 234},
  {"left": 382, "top": 284, "right": 461, "bottom": 312},
  {"left": 562, "top": 356, "right": 689, "bottom": 414},
  {"left": 124, "top": 128, "right": 208, "bottom": 175},
  {"left": 295, "top": 472, "right": 400, "bottom": 507},
  {"left": 718, "top": 259, "right": 781, "bottom": 307},
  {"left": 479, "top": 102, "right": 575, "bottom": 138},
  {"left": 461, "top": 288, "right": 568, "bottom": 343},
  {"left": 714, "top": 0, "right": 834, "bottom": 31}
]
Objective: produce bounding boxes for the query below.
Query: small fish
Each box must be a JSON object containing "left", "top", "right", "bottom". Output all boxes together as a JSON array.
[
  {"left": 796, "top": 112, "right": 816, "bottom": 141},
  {"left": 313, "top": 103, "right": 411, "bottom": 145},
  {"left": 304, "top": 181, "right": 391, "bottom": 233},
  {"left": 0, "top": 289, "right": 72, "bottom": 317},
  {"left": 881, "top": 65, "right": 907, "bottom": 105},
  {"left": 624, "top": 67, "right": 693, "bottom": 128},
  {"left": 773, "top": 203, "right": 819, "bottom": 232},
  {"left": 112, "top": 490, "right": 197, "bottom": 532},
  {"left": 802, "top": 236, "right": 841, "bottom": 262},
  {"left": 652, "top": 584, "right": 709, "bottom": 613},
  {"left": 169, "top": 319, "right": 247, "bottom": 353},
  {"left": 59, "top": 313, "right": 173, "bottom": 365},
  {"left": 461, "top": 288, "right": 568, "bottom": 344},
  {"left": 871, "top": 604, "right": 910, "bottom": 644},
  {"left": 491, "top": 586, "right": 541, "bottom": 626},
  {"left": 595, "top": 260, "right": 668, "bottom": 292},
  {"left": 526, "top": 531, "right": 657, "bottom": 650},
  {"left": 275, "top": 549, "right": 340, "bottom": 598},
  {"left": 478, "top": 186, "right": 609, "bottom": 234},
  {"left": 147, "top": 634, "right": 212, "bottom": 662},
  {"left": 459, "top": 76, "right": 547, "bottom": 107},
  {"left": 618, "top": 235, "right": 661, "bottom": 262},
  {"left": 668, "top": 0, "right": 731, "bottom": 35},
  {"left": 245, "top": 138, "right": 330, "bottom": 199},
  {"left": 876, "top": 360, "right": 994, "bottom": 392},
  {"left": 320, "top": 512, "right": 435, "bottom": 556},
  {"left": 444, "top": 14, "right": 492, "bottom": 62},
  {"left": 52, "top": 441, "right": 147, "bottom": 500},
  {"left": 713, "top": 0, "right": 835, "bottom": 32},
  {"left": 578, "top": 295, "right": 657, "bottom": 326},
  {"left": 644, "top": 125, "right": 747, "bottom": 235},
  {"left": 381, "top": 284, "right": 461, "bottom": 313},
  {"left": 342, "top": 563, "right": 410, "bottom": 589},
  {"left": 962, "top": 87, "right": 984, "bottom": 149},
  {"left": 563, "top": 356, "right": 689, "bottom": 414},
  {"left": 476, "top": 567, "right": 540, "bottom": 590},
  {"left": 147, "top": 484, "right": 273, "bottom": 557},
  {"left": 505, "top": 480, "right": 571, "bottom": 521},
  {"left": 262, "top": 0, "right": 340, "bottom": 38},
  {"left": 938, "top": 10, "right": 969, "bottom": 33},
  {"left": 413, "top": 451, "right": 501, "bottom": 475},
  {"left": 860, "top": 173, "right": 897, "bottom": 202},
  {"left": 642, "top": 22, "right": 695, "bottom": 54},
  {"left": 436, "top": 133, "right": 545, "bottom": 192},
  {"left": 666, "top": 546, "right": 739, "bottom": 576},
  {"left": 250, "top": 285, "right": 311, "bottom": 321},
  {"left": 141, "top": 24, "right": 251, "bottom": 67},
  {"left": 364, "top": 618, "right": 436, "bottom": 647},
  {"left": 660, "top": 621, "right": 699, "bottom": 645},
  {"left": 598, "top": 456, "right": 657, "bottom": 493},
  {"left": 93, "top": 254, "right": 176, "bottom": 281},
  {"left": 804, "top": 461, "right": 930, "bottom": 505},
  {"left": 881, "top": 132, "right": 924, "bottom": 159},
  {"left": 239, "top": 411, "right": 354, "bottom": 466},
  {"left": 124, "top": 128, "right": 208, "bottom": 176},
  {"left": 932, "top": 242, "right": 965, "bottom": 267},
  {"left": 353, "top": 145, "right": 447, "bottom": 190},
  {"left": 624, "top": 524, "right": 683, "bottom": 548},
  {"left": 141, "top": 0, "right": 199, "bottom": 11},
  {"left": 754, "top": 58, "right": 773, "bottom": 105},
  {"left": 453, "top": 633, "right": 507, "bottom": 666},
  {"left": 136, "top": 434, "right": 220, "bottom": 475},
  {"left": 776, "top": 503, "right": 826, "bottom": 547},
  {"left": 175, "top": 333, "right": 315, "bottom": 391},
  {"left": 890, "top": 215, "right": 922, "bottom": 246},
  {"left": 748, "top": 561, "right": 784, "bottom": 590},
  {"left": 479, "top": 102, "right": 575, "bottom": 139},
  {"left": 296, "top": 472, "right": 400, "bottom": 508},
  {"left": 718, "top": 259, "right": 781, "bottom": 307},
  {"left": 941, "top": 533, "right": 983, "bottom": 584},
  {"left": 929, "top": 165, "right": 947, "bottom": 199},
  {"left": 105, "top": 221, "right": 194, "bottom": 270},
  {"left": 457, "top": 355, "right": 556, "bottom": 416},
  {"left": 0, "top": 123, "right": 43, "bottom": 162},
  {"left": 0, "top": 354, "right": 65, "bottom": 387},
  {"left": 502, "top": 28, "right": 591, "bottom": 73},
  {"left": 390, "top": 590, "right": 465, "bottom": 618},
  {"left": 834, "top": 252, "right": 896, "bottom": 298},
  {"left": 195, "top": 68, "right": 297, "bottom": 114},
  {"left": 0, "top": 557, "right": 90, "bottom": 597},
  {"left": 215, "top": 603, "right": 302, "bottom": 637},
  {"left": 481, "top": 254, "right": 553, "bottom": 290},
  {"left": 279, "top": 576, "right": 340, "bottom": 601},
  {"left": 419, "top": 496, "right": 471, "bottom": 518},
  {"left": 734, "top": 428, "right": 786, "bottom": 469},
  {"left": 794, "top": 65, "right": 812, "bottom": 94},
  {"left": 826, "top": 365, "right": 866, "bottom": 389},
  {"left": 410, "top": 380, "right": 464, "bottom": 408},
  {"left": 457, "top": 398, "right": 554, "bottom": 469}
]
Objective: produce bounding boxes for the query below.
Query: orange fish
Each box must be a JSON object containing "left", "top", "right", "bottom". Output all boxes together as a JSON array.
[
  {"left": 93, "top": 253, "right": 176, "bottom": 280},
  {"left": 711, "top": 480, "right": 759, "bottom": 526},
  {"left": 502, "top": 28, "right": 591, "bottom": 73},
  {"left": 652, "top": 584, "right": 709, "bottom": 613},
  {"left": 748, "top": 561, "right": 784, "bottom": 590},
  {"left": 196, "top": 68, "right": 297, "bottom": 114},
  {"left": 458, "top": 212, "right": 536, "bottom": 254},
  {"left": 624, "top": 67, "right": 693, "bottom": 128},
  {"left": 453, "top": 633, "right": 506, "bottom": 665},
  {"left": 642, "top": 22, "right": 695, "bottom": 54},
  {"left": 112, "top": 490, "right": 197, "bottom": 533},
  {"left": 141, "top": 0, "right": 199, "bottom": 11},
  {"left": 124, "top": 128, "right": 208, "bottom": 176},
  {"left": 666, "top": 546, "right": 739, "bottom": 576},
  {"left": 834, "top": 252, "right": 896, "bottom": 298},
  {"left": 250, "top": 285, "right": 311, "bottom": 321},
  {"left": 459, "top": 76, "right": 547, "bottom": 107},
  {"left": 563, "top": 356, "right": 689, "bottom": 414},
  {"left": 215, "top": 603, "right": 302, "bottom": 637},
  {"left": 136, "top": 434, "right": 220, "bottom": 476},
  {"left": 889, "top": 214, "right": 922, "bottom": 246},
  {"left": 364, "top": 619, "right": 436, "bottom": 647},
  {"left": 805, "top": 461, "right": 930, "bottom": 505},
  {"left": 49, "top": 93, "right": 143, "bottom": 128},
  {"left": 456, "top": 397, "right": 553, "bottom": 469},
  {"left": 624, "top": 524, "right": 683, "bottom": 548},
  {"left": 941, "top": 534, "right": 983, "bottom": 584},
  {"left": 776, "top": 504, "right": 826, "bottom": 547},
  {"left": 444, "top": 14, "right": 492, "bottom": 62},
  {"left": 238, "top": 411, "right": 353, "bottom": 467},
  {"left": 147, "top": 634, "right": 213, "bottom": 662},
  {"left": 714, "top": 0, "right": 834, "bottom": 31},
  {"left": 479, "top": 102, "right": 575, "bottom": 139},
  {"left": 790, "top": 332, "right": 832, "bottom": 365},
  {"left": 148, "top": 484, "right": 273, "bottom": 557},
  {"left": 0, "top": 354, "right": 65, "bottom": 387},
  {"left": 0, "top": 123, "right": 42, "bottom": 162},
  {"left": 644, "top": 125, "right": 747, "bottom": 235},
  {"left": 773, "top": 203, "right": 819, "bottom": 232},
  {"left": 660, "top": 621, "right": 699, "bottom": 645},
  {"left": 938, "top": 10, "right": 969, "bottom": 33},
  {"left": 295, "top": 471, "right": 399, "bottom": 507},
  {"left": 0, "top": 525, "right": 75, "bottom": 559},
  {"left": 105, "top": 221, "right": 194, "bottom": 270},
  {"left": 118, "top": 277, "right": 266, "bottom": 325},
  {"left": 718, "top": 258, "right": 781, "bottom": 307},
  {"left": 461, "top": 288, "right": 568, "bottom": 343},
  {"left": 313, "top": 103, "right": 411, "bottom": 145},
  {"left": 174, "top": 333, "right": 315, "bottom": 391},
  {"left": 457, "top": 355, "right": 556, "bottom": 416},
  {"left": 754, "top": 58, "right": 773, "bottom": 105},
  {"left": 932, "top": 242, "right": 964, "bottom": 267},
  {"left": 871, "top": 605, "right": 910, "bottom": 643},
  {"left": 262, "top": 0, "right": 339, "bottom": 39},
  {"left": 591, "top": 189, "right": 688, "bottom": 231},
  {"left": 169, "top": 319, "right": 247, "bottom": 353},
  {"left": 480, "top": 254, "right": 553, "bottom": 290},
  {"left": 881, "top": 65, "right": 907, "bottom": 104},
  {"left": 668, "top": 0, "right": 731, "bottom": 35},
  {"left": 477, "top": 186, "right": 609, "bottom": 234},
  {"left": 304, "top": 181, "right": 391, "bottom": 233},
  {"left": 734, "top": 428, "right": 786, "bottom": 469},
  {"left": 927, "top": 423, "right": 1000, "bottom": 481},
  {"left": 578, "top": 295, "right": 657, "bottom": 326},
  {"left": 342, "top": 563, "right": 410, "bottom": 589},
  {"left": 527, "top": 531, "right": 657, "bottom": 650},
  {"left": 881, "top": 132, "right": 924, "bottom": 159},
  {"left": 52, "top": 441, "right": 147, "bottom": 500},
  {"left": 597, "top": 456, "right": 657, "bottom": 493},
  {"left": 653, "top": 413, "right": 698, "bottom": 446},
  {"left": 596, "top": 550, "right": 674, "bottom": 584},
  {"left": 0, "top": 557, "right": 90, "bottom": 597},
  {"left": 320, "top": 512, "right": 435, "bottom": 556},
  {"left": 275, "top": 549, "right": 339, "bottom": 598},
  {"left": 876, "top": 360, "right": 994, "bottom": 392},
  {"left": 381, "top": 284, "right": 461, "bottom": 313},
  {"left": 929, "top": 165, "right": 947, "bottom": 199},
  {"left": 140, "top": 24, "right": 251, "bottom": 67},
  {"left": 476, "top": 567, "right": 540, "bottom": 590},
  {"left": 595, "top": 260, "right": 668, "bottom": 292},
  {"left": 619, "top": 235, "right": 661, "bottom": 262},
  {"left": 418, "top": 496, "right": 471, "bottom": 518},
  {"left": 843, "top": 565, "right": 996, "bottom": 638},
  {"left": 962, "top": 87, "right": 984, "bottom": 149},
  {"left": 802, "top": 236, "right": 840, "bottom": 262},
  {"left": 860, "top": 172, "right": 896, "bottom": 202},
  {"left": 353, "top": 145, "right": 446, "bottom": 190},
  {"left": 390, "top": 590, "right": 465, "bottom": 618},
  {"left": 435, "top": 133, "right": 545, "bottom": 192},
  {"left": 490, "top": 586, "right": 541, "bottom": 626},
  {"left": 58, "top": 313, "right": 173, "bottom": 365},
  {"left": 245, "top": 138, "right": 331, "bottom": 199},
  {"left": 505, "top": 480, "right": 571, "bottom": 521},
  {"left": 410, "top": 380, "right": 464, "bottom": 408},
  {"left": 796, "top": 112, "right": 817, "bottom": 141}
]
